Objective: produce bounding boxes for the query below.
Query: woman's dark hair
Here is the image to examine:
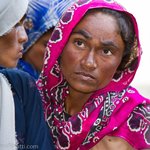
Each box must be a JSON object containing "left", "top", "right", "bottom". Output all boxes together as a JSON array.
[{"left": 86, "top": 8, "right": 137, "bottom": 71}]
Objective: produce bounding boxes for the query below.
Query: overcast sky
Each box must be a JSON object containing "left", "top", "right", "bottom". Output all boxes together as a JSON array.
[{"left": 115, "top": 0, "right": 150, "bottom": 97}]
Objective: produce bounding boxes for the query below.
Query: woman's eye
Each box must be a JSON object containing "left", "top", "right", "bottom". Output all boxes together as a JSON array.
[
  {"left": 102, "top": 49, "right": 112, "bottom": 56},
  {"left": 15, "top": 21, "right": 23, "bottom": 28},
  {"left": 74, "top": 40, "right": 85, "bottom": 48}
]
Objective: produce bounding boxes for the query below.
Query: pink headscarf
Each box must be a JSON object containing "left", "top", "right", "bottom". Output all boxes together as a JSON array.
[{"left": 37, "top": 0, "right": 150, "bottom": 149}]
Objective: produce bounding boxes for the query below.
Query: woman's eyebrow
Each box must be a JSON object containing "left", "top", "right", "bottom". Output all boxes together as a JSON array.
[
  {"left": 101, "top": 40, "right": 119, "bottom": 49},
  {"left": 72, "top": 30, "right": 119, "bottom": 49},
  {"left": 72, "top": 29, "right": 92, "bottom": 39}
]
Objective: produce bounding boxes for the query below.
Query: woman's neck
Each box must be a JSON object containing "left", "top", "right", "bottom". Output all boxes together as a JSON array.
[{"left": 65, "top": 87, "right": 92, "bottom": 116}]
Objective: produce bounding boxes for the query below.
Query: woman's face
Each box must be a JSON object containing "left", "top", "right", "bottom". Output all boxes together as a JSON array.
[
  {"left": 0, "top": 24, "right": 28, "bottom": 68},
  {"left": 60, "top": 11, "right": 125, "bottom": 94},
  {"left": 23, "top": 29, "right": 53, "bottom": 72}
]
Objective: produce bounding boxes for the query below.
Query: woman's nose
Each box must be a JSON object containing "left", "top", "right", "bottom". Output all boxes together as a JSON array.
[
  {"left": 17, "top": 26, "right": 28, "bottom": 44},
  {"left": 81, "top": 50, "right": 97, "bottom": 71}
]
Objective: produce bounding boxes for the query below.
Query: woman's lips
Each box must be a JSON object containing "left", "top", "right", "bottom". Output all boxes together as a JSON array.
[
  {"left": 18, "top": 49, "right": 23, "bottom": 58},
  {"left": 76, "top": 71, "right": 95, "bottom": 80}
]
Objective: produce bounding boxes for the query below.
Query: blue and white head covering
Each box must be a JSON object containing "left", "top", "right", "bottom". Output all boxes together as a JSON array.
[{"left": 23, "top": 0, "right": 77, "bottom": 52}]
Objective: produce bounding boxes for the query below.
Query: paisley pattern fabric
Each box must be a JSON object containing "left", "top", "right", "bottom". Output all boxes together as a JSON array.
[{"left": 37, "top": 0, "right": 150, "bottom": 149}]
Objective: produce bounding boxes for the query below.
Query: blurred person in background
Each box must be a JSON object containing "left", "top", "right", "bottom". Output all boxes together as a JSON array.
[
  {"left": 0, "top": 0, "right": 55, "bottom": 149},
  {"left": 17, "top": 0, "right": 77, "bottom": 80}
]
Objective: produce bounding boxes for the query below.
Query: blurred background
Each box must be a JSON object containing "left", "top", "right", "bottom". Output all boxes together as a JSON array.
[{"left": 116, "top": 0, "right": 150, "bottom": 98}]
